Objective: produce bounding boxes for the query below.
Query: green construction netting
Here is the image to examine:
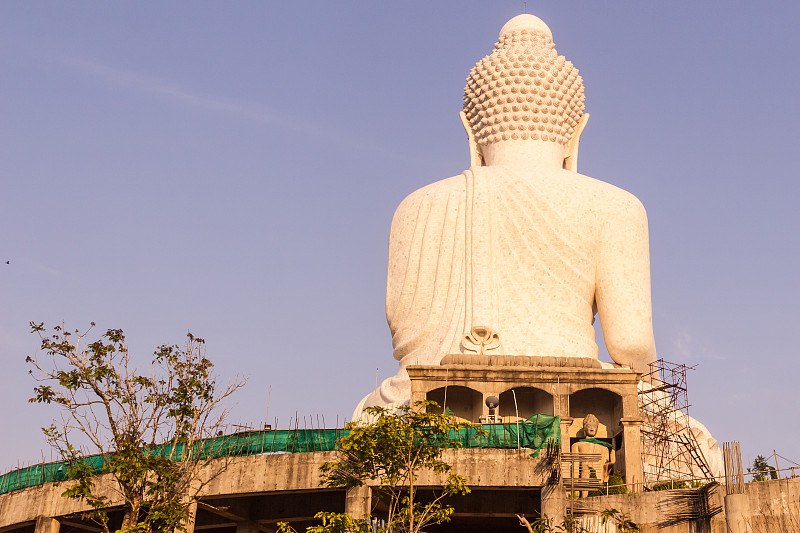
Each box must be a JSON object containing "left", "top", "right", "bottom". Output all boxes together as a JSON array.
[{"left": 0, "top": 414, "right": 559, "bottom": 496}]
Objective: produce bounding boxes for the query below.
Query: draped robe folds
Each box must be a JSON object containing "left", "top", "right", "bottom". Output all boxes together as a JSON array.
[{"left": 360, "top": 165, "right": 626, "bottom": 409}]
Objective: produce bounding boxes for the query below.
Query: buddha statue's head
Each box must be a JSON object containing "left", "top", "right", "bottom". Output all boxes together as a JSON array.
[
  {"left": 462, "top": 14, "right": 586, "bottom": 168},
  {"left": 583, "top": 414, "right": 600, "bottom": 437}
]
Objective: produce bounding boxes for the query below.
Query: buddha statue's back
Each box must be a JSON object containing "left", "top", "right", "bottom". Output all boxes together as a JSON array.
[{"left": 356, "top": 14, "right": 657, "bottom": 412}]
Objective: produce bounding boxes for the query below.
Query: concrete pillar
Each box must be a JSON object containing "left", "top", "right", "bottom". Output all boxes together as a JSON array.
[
  {"left": 34, "top": 517, "right": 60, "bottom": 533},
  {"left": 345, "top": 485, "right": 372, "bottom": 518},
  {"left": 237, "top": 521, "right": 259, "bottom": 533},
  {"left": 559, "top": 416, "right": 573, "bottom": 456},
  {"left": 540, "top": 485, "right": 565, "bottom": 523},
  {"left": 552, "top": 387, "right": 568, "bottom": 420},
  {"left": 480, "top": 392, "right": 490, "bottom": 420},
  {"left": 621, "top": 388, "right": 640, "bottom": 418},
  {"left": 184, "top": 502, "right": 198, "bottom": 533},
  {"left": 620, "top": 417, "right": 643, "bottom": 492},
  {"left": 410, "top": 380, "right": 426, "bottom": 406},
  {"left": 724, "top": 493, "right": 752, "bottom": 533}
]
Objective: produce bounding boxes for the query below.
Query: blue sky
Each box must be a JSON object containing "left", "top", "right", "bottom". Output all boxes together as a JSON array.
[{"left": 2, "top": 2, "right": 799, "bottom": 473}]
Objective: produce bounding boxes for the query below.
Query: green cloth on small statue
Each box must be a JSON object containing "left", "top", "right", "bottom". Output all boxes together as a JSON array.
[{"left": 579, "top": 437, "right": 612, "bottom": 448}]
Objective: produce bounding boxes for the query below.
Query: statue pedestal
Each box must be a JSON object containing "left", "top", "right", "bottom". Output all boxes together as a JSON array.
[{"left": 406, "top": 355, "right": 644, "bottom": 490}]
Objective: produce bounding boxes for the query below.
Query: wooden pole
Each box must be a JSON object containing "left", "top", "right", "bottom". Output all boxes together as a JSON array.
[
  {"left": 512, "top": 389, "right": 520, "bottom": 448},
  {"left": 264, "top": 385, "right": 271, "bottom": 429},
  {"left": 774, "top": 449, "right": 780, "bottom": 479}
]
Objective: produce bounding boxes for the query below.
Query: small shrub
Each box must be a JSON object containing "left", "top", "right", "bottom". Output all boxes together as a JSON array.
[
  {"left": 588, "top": 471, "right": 627, "bottom": 496},
  {"left": 651, "top": 480, "right": 687, "bottom": 491}
]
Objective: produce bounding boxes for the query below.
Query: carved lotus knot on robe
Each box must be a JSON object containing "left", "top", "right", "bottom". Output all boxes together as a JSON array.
[{"left": 462, "top": 326, "right": 501, "bottom": 355}]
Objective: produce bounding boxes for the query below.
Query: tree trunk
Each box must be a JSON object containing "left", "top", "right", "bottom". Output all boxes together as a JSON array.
[{"left": 121, "top": 496, "right": 142, "bottom": 532}]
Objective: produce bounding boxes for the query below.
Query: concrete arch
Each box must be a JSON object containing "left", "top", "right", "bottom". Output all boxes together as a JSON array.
[
  {"left": 568, "top": 382, "right": 629, "bottom": 398},
  {"left": 426, "top": 386, "right": 483, "bottom": 423},
  {"left": 568, "top": 387, "right": 623, "bottom": 438},
  {"left": 498, "top": 387, "right": 554, "bottom": 420}
]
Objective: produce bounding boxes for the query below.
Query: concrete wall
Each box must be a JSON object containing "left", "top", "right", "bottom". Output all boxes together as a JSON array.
[
  {"left": 198, "top": 451, "right": 335, "bottom": 497},
  {"left": 579, "top": 478, "right": 800, "bottom": 533},
  {"left": 200, "top": 448, "right": 550, "bottom": 497},
  {"left": 740, "top": 478, "right": 800, "bottom": 531},
  {"left": 0, "top": 473, "right": 122, "bottom": 529},
  {"left": 2, "top": 451, "right": 797, "bottom": 533},
  {"left": 0, "top": 448, "right": 549, "bottom": 529},
  {"left": 580, "top": 487, "right": 727, "bottom": 533}
]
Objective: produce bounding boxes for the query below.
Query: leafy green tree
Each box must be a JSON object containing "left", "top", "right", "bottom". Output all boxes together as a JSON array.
[
  {"left": 278, "top": 512, "right": 372, "bottom": 533},
  {"left": 749, "top": 455, "right": 777, "bottom": 481},
  {"left": 279, "top": 401, "right": 484, "bottom": 533},
  {"left": 27, "top": 323, "right": 246, "bottom": 533}
]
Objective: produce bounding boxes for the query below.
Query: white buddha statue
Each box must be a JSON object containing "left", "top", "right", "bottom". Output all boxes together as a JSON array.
[{"left": 355, "top": 14, "right": 657, "bottom": 412}]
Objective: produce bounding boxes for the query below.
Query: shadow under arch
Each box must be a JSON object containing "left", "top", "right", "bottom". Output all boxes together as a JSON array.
[
  {"left": 568, "top": 387, "right": 623, "bottom": 438},
  {"left": 498, "top": 387, "right": 554, "bottom": 420},
  {"left": 426, "top": 386, "right": 483, "bottom": 423}
]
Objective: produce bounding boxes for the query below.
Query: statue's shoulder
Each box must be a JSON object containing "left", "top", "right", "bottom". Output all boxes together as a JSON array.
[
  {"left": 571, "top": 171, "right": 647, "bottom": 222},
  {"left": 393, "top": 174, "right": 467, "bottom": 217}
]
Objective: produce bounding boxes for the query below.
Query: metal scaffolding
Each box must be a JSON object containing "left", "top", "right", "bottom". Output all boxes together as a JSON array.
[{"left": 638, "top": 359, "right": 713, "bottom": 485}]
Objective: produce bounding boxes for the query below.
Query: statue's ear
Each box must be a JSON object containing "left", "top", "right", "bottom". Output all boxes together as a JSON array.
[
  {"left": 563, "top": 113, "right": 590, "bottom": 172},
  {"left": 460, "top": 111, "right": 484, "bottom": 167}
]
